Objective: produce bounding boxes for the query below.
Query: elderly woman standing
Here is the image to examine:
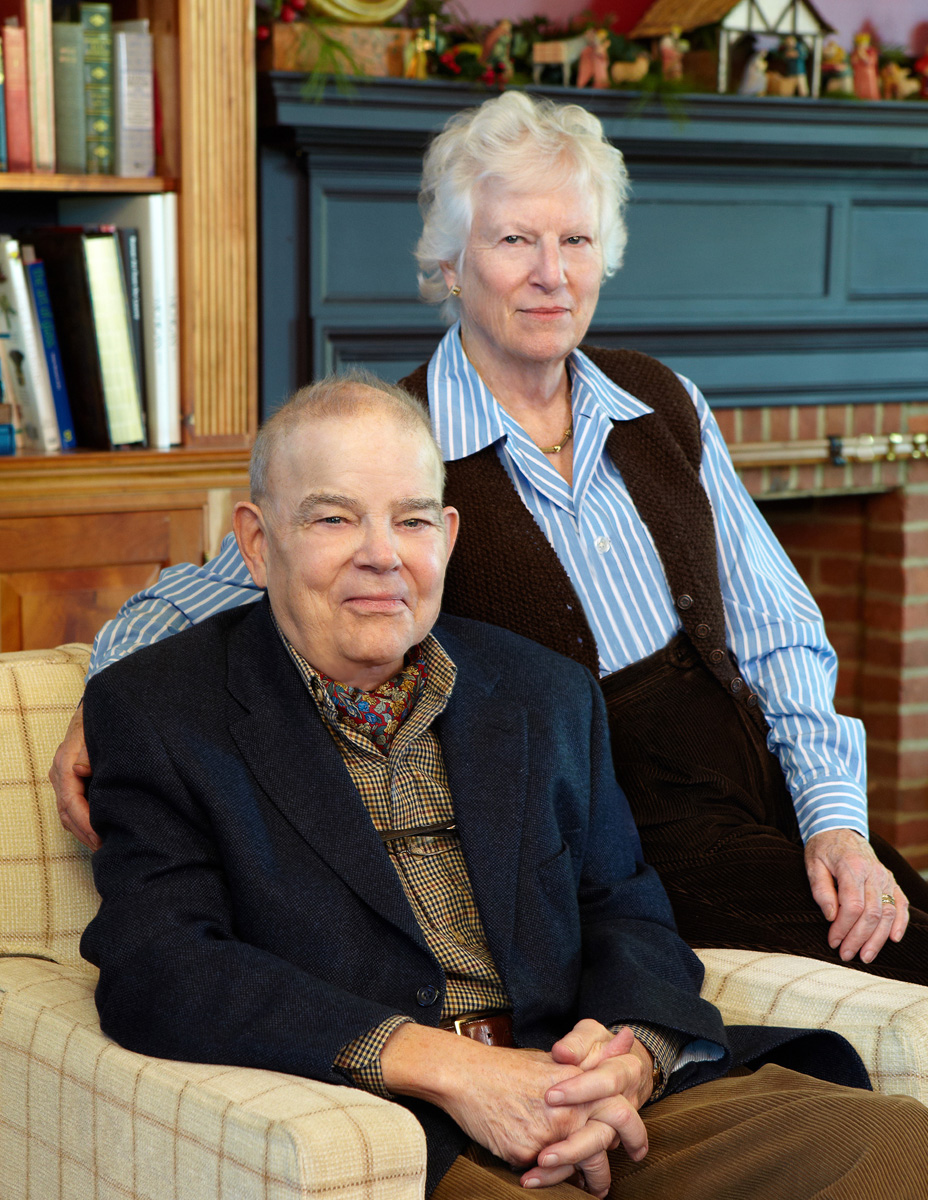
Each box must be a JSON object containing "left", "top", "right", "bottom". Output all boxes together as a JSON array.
[{"left": 53, "top": 92, "right": 928, "bottom": 983}]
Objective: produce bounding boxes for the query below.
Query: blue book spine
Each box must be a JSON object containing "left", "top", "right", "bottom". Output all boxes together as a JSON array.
[{"left": 26, "top": 261, "right": 77, "bottom": 449}]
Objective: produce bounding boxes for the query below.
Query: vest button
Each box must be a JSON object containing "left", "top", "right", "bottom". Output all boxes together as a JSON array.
[
  {"left": 747, "top": 693, "right": 758, "bottom": 707},
  {"left": 416, "top": 985, "right": 439, "bottom": 1007},
  {"left": 709, "top": 649, "right": 725, "bottom": 665},
  {"left": 676, "top": 594, "right": 693, "bottom": 610},
  {"left": 695, "top": 623, "right": 710, "bottom": 638},
  {"left": 731, "top": 678, "right": 744, "bottom": 694}
]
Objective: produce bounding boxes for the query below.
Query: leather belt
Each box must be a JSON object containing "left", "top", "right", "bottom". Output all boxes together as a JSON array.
[{"left": 441, "top": 1011, "right": 514, "bottom": 1048}]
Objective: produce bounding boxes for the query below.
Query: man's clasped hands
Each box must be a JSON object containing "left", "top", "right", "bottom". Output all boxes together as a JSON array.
[{"left": 381, "top": 1018, "right": 653, "bottom": 1197}]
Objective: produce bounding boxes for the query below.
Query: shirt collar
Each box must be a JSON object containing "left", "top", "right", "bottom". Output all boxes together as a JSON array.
[{"left": 428, "top": 322, "right": 654, "bottom": 462}]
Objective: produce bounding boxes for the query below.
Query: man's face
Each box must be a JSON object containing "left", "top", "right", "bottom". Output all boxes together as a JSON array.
[{"left": 235, "top": 397, "right": 458, "bottom": 691}]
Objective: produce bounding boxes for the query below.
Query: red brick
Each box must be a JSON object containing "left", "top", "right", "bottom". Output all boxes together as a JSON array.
[
  {"left": 901, "top": 847, "right": 928, "bottom": 870},
  {"left": 823, "top": 405, "right": 851, "bottom": 437},
  {"left": 851, "top": 404, "right": 878, "bottom": 435},
  {"left": 865, "top": 599, "right": 928, "bottom": 635},
  {"left": 819, "top": 594, "right": 864, "bottom": 623},
  {"left": 819, "top": 555, "right": 863, "bottom": 588},
  {"left": 797, "top": 406, "right": 821, "bottom": 440},
  {"left": 793, "top": 464, "right": 818, "bottom": 493},
  {"left": 865, "top": 490, "right": 906, "bottom": 524},
  {"left": 906, "top": 459, "right": 928, "bottom": 485},
  {"left": 850, "top": 462, "right": 879, "bottom": 490},
  {"left": 739, "top": 408, "right": 765, "bottom": 442},
  {"left": 858, "top": 671, "right": 904, "bottom": 704},
  {"left": 714, "top": 409, "right": 736, "bottom": 445},
  {"left": 879, "top": 461, "right": 903, "bottom": 490},
  {"left": 767, "top": 519, "right": 864, "bottom": 554},
  {"left": 767, "top": 407, "right": 793, "bottom": 442},
  {"left": 863, "top": 708, "right": 928, "bottom": 742},
  {"left": 907, "top": 413, "right": 928, "bottom": 436},
  {"left": 739, "top": 468, "right": 765, "bottom": 496},
  {"left": 881, "top": 403, "right": 903, "bottom": 433},
  {"left": 827, "top": 630, "right": 864, "bottom": 663}
]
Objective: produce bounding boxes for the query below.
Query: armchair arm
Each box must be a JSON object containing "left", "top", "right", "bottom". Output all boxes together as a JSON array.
[
  {"left": 0, "top": 958, "right": 426, "bottom": 1200},
  {"left": 696, "top": 947, "right": 928, "bottom": 1103}
]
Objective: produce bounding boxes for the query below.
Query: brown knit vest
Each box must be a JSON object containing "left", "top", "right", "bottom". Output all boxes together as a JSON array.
[{"left": 400, "top": 347, "right": 765, "bottom": 732}]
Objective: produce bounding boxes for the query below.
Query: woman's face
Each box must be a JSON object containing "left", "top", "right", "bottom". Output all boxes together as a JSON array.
[{"left": 442, "top": 176, "right": 603, "bottom": 377}]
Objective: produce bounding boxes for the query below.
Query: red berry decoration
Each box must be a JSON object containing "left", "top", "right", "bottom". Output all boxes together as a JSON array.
[
  {"left": 256, "top": 23, "right": 271, "bottom": 40},
  {"left": 290, "top": 0, "right": 307, "bottom": 8},
  {"left": 279, "top": 4, "right": 297, "bottom": 21}
]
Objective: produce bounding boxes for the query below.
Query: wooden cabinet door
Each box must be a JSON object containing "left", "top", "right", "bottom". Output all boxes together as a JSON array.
[{"left": 0, "top": 507, "right": 203, "bottom": 652}]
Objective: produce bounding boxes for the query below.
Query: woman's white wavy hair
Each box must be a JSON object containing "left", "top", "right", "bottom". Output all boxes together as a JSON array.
[{"left": 415, "top": 91, "right": 631, "bottom": 323}]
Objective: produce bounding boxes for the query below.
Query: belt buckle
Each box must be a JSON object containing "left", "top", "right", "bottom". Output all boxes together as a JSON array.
[{"left": 451, "top": 1011, "right": 486, "bottom": 1036}]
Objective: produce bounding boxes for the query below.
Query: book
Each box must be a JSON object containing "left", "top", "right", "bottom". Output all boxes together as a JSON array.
[
  {"left": 112, "top": 22, "right": 153, "bottom": 176},
  {"left": 80, "top": 2, "right": 113, "bottom": 174},
  {"left": 115, "top": 226, "right": 145, "bottom": 415},
  {"left": 2, "top": 21, "right": 30, "bottom": 172},
  {"left": 60, "top": 193, "right": 179, "bottom": 447},
  {"left": 21, "top": 245, "right": 76, "bottom": 448},
  {"left": 0, "top": 34, "right": 7, "bottom": 171},
  {"left": 27, "top": 226, "right": 145, "bottom": 448},
  {"left": 52, "top": 21, "right": 84, "bottom": 174},
  {"left": 0, "top": 234, "right": 61, "bottom": 451},
  {"left": 0, "top": 1, "right": 54, "bottom": 172}
]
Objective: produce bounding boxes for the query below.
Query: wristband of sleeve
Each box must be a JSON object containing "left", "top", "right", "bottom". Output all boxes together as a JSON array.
[{"left": 334, "top": 1014, "right": 414, "bottom": 1098}]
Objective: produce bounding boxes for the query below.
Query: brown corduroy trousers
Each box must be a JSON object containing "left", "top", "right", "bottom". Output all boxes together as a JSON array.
[
  {"left": 600, "top": 635, "right": 928, "bottom": 984},
  {"left": 432, "top": 1065, "right": 928, "bottom": 1199}
]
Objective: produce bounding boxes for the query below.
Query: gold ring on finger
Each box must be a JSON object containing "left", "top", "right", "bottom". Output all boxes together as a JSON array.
[{"left": 881, "top": 893, "right": 897, "bottom": 907}]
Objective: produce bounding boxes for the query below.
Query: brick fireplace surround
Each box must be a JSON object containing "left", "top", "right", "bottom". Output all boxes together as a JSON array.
[{"left": 725, "top": 401, "right": 928, "bottom": 871}]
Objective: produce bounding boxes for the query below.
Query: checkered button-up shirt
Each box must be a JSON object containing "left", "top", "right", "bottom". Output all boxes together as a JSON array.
[{"left": 281, "top": 626, "right": 685, "bottom": 1099}]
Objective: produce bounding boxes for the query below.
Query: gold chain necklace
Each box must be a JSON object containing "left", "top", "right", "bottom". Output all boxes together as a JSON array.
[{"left": 538, "top": 423, "right": 573, "bottom": 455}]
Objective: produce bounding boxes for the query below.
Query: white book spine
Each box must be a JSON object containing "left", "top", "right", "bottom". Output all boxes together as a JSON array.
[
  {"left": 162, "top": 191, "right": 181, "bottom": 446},
  {"left": 0, "top": 237, "right": 61, "bottom": 452},
  {"left": 113, "top": 30, "right": 155, "bottom": 178},
  {"left": 26, "top": 0, "right": 56, "bottom": 172}
]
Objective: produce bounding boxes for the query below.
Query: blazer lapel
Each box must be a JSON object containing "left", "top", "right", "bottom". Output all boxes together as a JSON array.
[
  {"left": 225, "top": 601, "right": 428, "bottom": 948},
  {"left": 434, "top": 627, "right": 529, "bottom": 986}
]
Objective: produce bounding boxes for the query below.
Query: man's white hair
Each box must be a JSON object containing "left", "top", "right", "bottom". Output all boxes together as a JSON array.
[
  {"left": 415, "top": 91, "right": 631, "bottom": 323},
  {"left": 250, "top": 369, "right": 444, "bottom": 510}
]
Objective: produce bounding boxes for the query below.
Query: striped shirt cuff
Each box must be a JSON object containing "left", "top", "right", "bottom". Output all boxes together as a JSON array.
[
  {"left": 334, "top": 1015, "right": 414, "bottom": 1098},
  {"left": 793, "top": 780, "right": 869, "bottom": 843}
]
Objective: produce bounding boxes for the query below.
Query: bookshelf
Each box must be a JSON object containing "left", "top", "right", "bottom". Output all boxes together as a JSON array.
[{"left": 0, "top": 0, "right": 257, "bottom": 651}]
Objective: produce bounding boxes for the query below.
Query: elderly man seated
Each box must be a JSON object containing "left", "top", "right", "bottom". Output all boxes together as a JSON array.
[{"left": 81, "top": 374, "right": 928, "bottom": 1200}]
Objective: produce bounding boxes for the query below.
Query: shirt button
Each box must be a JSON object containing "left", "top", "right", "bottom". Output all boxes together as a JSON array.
[
  {"left": 595, "top": 536, "right": 611, "bottom": 554},
  {"left": 416, "top": 985, "right": 439, "bottom": 1007},
  {"left": 676, "top": 594, "right": 693, "bottom": 610}
]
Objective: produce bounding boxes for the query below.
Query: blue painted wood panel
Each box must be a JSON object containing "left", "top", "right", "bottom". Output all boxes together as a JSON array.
[{"left": 259, "top": 80, "right": 928, "bottom": 415}]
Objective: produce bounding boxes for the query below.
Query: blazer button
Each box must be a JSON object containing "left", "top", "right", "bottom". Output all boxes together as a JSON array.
[
  {"left": 695, "top": 623, "right": 710, "bottom": 638},
  {"left": 416, "top": 985, "right": 439, "bottom": 1007},
  {"left": 747, "top": 693, "right": 758, "bottom": 707},
  {"left": 709, "top": 649, "right": 725, "bottom": 665},
  {"left": 676, "top": 594, "right": 693, "bottom": 610},
  {"left": 730, "top": 678, "right": 744, "bottom": 694}
]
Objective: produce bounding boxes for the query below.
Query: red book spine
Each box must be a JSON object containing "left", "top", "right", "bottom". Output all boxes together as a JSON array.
[{"left": 3, "top": 24, "right": 32, "bottom": 172}]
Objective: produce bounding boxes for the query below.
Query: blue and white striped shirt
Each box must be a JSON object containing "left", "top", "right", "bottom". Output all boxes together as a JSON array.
[{"left": 90, "top": 325, "right": 867, "bottom": 841}]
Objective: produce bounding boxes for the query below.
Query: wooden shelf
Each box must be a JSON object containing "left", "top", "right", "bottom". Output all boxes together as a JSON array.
[
  {"left": 0, "top": 446, "right": 251, "bottom": 503},
  {"left": 0, "top": 173, "right": 172, "bottom": 193}
]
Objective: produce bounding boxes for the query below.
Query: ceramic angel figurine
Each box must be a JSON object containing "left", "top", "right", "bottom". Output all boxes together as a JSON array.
[
  {"left": 576, "top": 27, "right": 610, "bottom": 89},
  {"left": 850, "top": 32, "right": 880, "bottom": 100}
]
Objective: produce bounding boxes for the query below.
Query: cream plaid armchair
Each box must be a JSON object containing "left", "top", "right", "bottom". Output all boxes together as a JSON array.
[{"left": 2, "top": 645, "right": 927, "bottom": 1200}]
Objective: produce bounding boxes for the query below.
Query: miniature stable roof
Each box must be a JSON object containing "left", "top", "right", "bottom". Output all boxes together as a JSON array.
[{"left": 630, "top": 0, "right": 834, "bottom": 39}]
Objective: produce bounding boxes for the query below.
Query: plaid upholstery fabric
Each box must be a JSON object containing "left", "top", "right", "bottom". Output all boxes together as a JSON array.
[
  {"left": 4, "top": 644, "right": 928, "bottom": 1199},
  {"left": 0, "top": 957, "right": 426, "bottom": 1200},
  {"left": 0, "top": 644, "right": 97, "bottom": 967},
  {"left": 697, "top": 947, "right": 928, "bottom": 1103}
]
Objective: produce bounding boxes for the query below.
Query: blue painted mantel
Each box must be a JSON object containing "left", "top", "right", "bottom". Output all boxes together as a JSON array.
[{"left": 257, "top": 77, "right": 928, "bottom": 417}]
